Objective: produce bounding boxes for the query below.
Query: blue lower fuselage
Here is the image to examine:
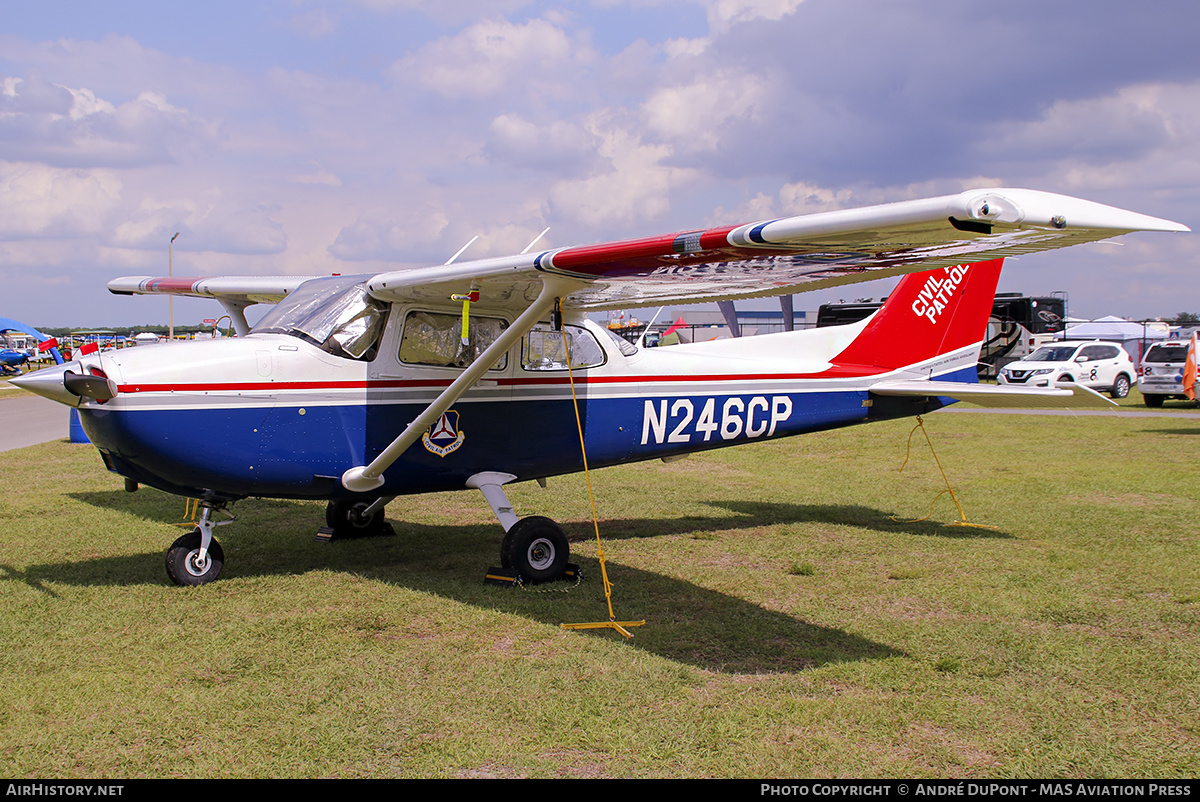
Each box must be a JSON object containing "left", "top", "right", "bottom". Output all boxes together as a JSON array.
[{"left": 81, "top": 384, "right": 950, "bottom": 501}]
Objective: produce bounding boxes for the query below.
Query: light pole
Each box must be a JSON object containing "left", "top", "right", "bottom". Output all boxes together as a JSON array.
[{"left": 169, "top": 232, "right": 180, "bottom": 341}]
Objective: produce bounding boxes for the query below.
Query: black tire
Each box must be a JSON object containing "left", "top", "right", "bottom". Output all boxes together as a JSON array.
[
  {"left": 325, "top": 500, "right": 393, "bottom": 539},
  {"left": 500, "top": 516, "right": 569, "bottom": 584},
  {"left": 166, "top": 529, "right": 225, "bottom": 587},
  {"left": 1110, "top": 374, "right": 1131, "bottom": 399},
  {"left": 1144, "top": 393, "right": 1165, "bottom": 408}
]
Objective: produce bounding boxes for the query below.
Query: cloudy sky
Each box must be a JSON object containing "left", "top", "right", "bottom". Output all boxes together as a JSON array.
[{"left": 2, "top": 0, "right": 1198, "bottom": 327}]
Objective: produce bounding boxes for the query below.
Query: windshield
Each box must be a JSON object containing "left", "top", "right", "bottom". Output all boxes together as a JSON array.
[
  {"left": 253, "top": 276, "right": 387, "bottom": 359},
  {"left": 1026, "top": 346, "right": 1080, "bottom": 362}
]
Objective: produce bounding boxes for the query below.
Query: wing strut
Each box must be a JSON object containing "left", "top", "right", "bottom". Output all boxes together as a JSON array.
[{"left": 341, "top": 275, "right": 583, "bottom": 493}]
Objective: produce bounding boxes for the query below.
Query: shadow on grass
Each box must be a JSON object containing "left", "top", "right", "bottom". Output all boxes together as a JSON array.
[
  {"left": 568, "top": 501, "right": 1012, "bottom": 542},
  {"left": 63, "top": 488, "right": 1014, "bottom": 543},
  {"left": 1138, "top": 427, "right": 1200, "bottom": 436},
  {"left": 9, "top": 491, "right": 910, "bottom": 674}
]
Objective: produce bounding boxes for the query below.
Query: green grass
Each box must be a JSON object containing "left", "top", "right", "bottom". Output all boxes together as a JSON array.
[
  {"left": 1117, "top": 386, "right": 1200, "bottom": 412},
  {"left": 1, "top": 411, "right": 1198, "bottom": 778},
  {"left": 0, "top": 378, "right": 32, "bottom": 399}
]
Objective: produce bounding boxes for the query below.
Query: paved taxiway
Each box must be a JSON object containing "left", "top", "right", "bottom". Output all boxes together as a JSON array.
[{"left": 0, "top": 393, "right": 70, "bottom": 453}]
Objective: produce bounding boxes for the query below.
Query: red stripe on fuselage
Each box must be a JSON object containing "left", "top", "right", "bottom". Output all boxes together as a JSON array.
[{"left": 115, "top": 365, "right": 897, "bottom": 395}]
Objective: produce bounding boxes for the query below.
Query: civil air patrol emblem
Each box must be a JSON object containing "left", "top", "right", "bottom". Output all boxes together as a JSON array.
[{"left": 423, "top": 410, "right": 465, "bottom": 457}]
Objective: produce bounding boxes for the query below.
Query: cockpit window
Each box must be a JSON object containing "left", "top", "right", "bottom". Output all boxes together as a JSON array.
[{"left": 252, "top": 276, "right": 387, "bottom": 360}]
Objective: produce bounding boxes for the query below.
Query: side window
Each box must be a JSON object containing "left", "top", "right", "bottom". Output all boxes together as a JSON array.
[
  {"left": 1097, "top": 346, "right": 1120, "bottom": 360},
  {"left": 522, "top": 325, "right": 606, "bottom": 371},
  {"left": 399, "top": 311, "right": 508, "bottom": 370},
  {"left": 1078, "top": 346, "right": 1102, "bottom": 362}
]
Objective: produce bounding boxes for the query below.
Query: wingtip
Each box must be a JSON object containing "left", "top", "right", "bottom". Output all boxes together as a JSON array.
[{"left": 969, "top": 189, "right": 1190, "bottom": 234}]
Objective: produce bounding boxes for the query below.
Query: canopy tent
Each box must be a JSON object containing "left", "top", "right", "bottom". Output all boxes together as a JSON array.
[{"left": 1055, "top": 315, "right": 1167, "bottom": 368}]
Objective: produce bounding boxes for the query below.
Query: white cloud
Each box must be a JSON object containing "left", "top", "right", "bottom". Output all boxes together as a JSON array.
[
  {"left": 350, "top": 0, "right": 533, "bottom": 23},
  {"left": 329, "top": 205, "right": 452, "bottom": 261},
  {"left": 290, "top": 162, "right": 343, "bottom": 186},
  {"left": 706, "top": 0, "right": 806, "bottom": 31},
  {"left": 487, "top": 113, "right": 604, "bottom": 175},
  {"left": 0, "top": 76, "right": 207, "bottom": 168},
  {"left": 389, "top": 17, "right": 595, "bottom": 98},
  {"left": 287, "top": 9, "right": 339, "bottom": 38},
  {"left": 0, "top": 161, "right": 123, "bottom": 239},
  {"left": 641, "top": 70, "right": 767, "bottom": 152},
  {"left": 111, "top": 194, "right": 287, "bottom": 255},
  {"left": 549, "top": 124, "right": 701, "bottom": 227}
]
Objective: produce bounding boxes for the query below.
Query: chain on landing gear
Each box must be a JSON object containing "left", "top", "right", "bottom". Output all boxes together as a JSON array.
[{"left": 165, "top": 502, "right": 235, "bottom": 586}]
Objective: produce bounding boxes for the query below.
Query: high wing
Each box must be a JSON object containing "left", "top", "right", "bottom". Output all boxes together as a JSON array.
[
  {"left": 109, "top": 188, "right": 1187, "bottom": 314},
  {"left": 365, "top": 188, "right": 1188, "bottom": 311},
  {"left": 107, "top": 275, "right": 322, "bottom": 335},
  {"left": 107, "top": 276, "right": 318, "bottom": 305}
]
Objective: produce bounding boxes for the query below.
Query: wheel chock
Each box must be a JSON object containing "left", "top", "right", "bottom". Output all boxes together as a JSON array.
[
  {"left": 484, "top": 567, "right": 519, "bottom": 586},
  {"left": 484, "top": 563, "right": 583, "bottom": 587},
  {"left": 315, "top": 526, "right": 335, "bottom": 543}
]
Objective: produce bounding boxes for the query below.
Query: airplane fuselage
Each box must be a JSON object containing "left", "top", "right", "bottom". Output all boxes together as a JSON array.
[{"left": 72, "top": 313, "right": 966, "bottom": 502}]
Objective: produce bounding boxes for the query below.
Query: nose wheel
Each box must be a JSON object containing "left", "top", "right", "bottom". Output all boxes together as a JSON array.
[
  {"left": 165, "top": 502, "right": 233, "bottom": 586},
  {"left": 166, "top": 529, "right": 225, "bottom": 586}
]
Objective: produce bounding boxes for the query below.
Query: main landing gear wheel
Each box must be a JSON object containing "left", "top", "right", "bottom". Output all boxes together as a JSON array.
[
  {"left": 501, "top": 516, "right": 569, "bottom": 584},
  {"left": 166, "top": 529, "right": 225, "bottom": 587},
  {"left": 325, "top": 500, "right": 395, "bottom": 539}
]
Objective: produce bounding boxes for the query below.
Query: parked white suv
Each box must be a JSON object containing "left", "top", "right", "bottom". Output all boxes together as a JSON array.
[
  {"left": 997, "top": 340, "right": 1136, "bottom": 398},
  {"left": 1138, "top": 340, "right": 1193, "bottom": 407}
]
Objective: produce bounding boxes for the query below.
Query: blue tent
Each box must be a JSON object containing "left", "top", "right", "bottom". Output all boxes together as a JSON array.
[
  {"left": 0, "top": 317, "right": 86, "bottom": 443},
  {"left": 0, "top": 317, "right": 64, "bottom": 364}
]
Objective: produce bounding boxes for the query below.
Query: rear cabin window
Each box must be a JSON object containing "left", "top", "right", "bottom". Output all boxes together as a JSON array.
[
  {"left": 1145, "top": 343, "right": 1190, "bottom": 362},
  {"left": 399, "top": 311, "right": 509, "bottom": 370},
  {"left": 522, "top": 325, "right": 606, "bottom": 371}
]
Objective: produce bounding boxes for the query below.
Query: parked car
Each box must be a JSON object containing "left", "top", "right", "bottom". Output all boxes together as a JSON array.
[
  {"left": 997, "top": 340, "right": 1136, "bottom": 398},
  {"left": 1137, "top": 340, "right": 1195, "bottom": 407}
]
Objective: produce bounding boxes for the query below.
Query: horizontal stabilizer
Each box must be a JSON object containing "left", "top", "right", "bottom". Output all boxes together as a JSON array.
[{"left": 869, "top": 380, "right": 1117, "bottom": 409}]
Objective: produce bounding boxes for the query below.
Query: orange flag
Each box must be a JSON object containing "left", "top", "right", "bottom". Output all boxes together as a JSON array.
[{"left": 1184, "top": 332, "right": 1198, "bottom": 401}]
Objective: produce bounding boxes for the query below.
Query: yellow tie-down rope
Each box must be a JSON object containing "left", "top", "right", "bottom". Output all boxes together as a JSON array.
[
  {"left": 890, "top": 415, "right": 997, "bottom": 531},
  {"left": 555, "top": 300, "right": 646, "bottom": 638}
]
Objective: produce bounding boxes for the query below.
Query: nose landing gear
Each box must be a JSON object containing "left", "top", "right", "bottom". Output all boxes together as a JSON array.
[{"left": 165, "top": 503, "right": 234, "bottom": 587}]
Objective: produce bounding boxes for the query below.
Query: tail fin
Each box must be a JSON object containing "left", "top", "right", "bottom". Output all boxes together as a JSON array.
[{"left": 830, "top": 258, "right": 1003, "bottom": 374}]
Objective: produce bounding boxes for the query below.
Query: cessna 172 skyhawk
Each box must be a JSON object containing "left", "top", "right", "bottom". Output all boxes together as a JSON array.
[{"left": 13, "top": 188, "right": 1188, "bottom": 586}]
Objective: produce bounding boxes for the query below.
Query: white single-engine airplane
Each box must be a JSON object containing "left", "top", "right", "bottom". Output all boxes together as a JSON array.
[{"left": 15, "top": 188, "right": 1187, "bottom": 586}]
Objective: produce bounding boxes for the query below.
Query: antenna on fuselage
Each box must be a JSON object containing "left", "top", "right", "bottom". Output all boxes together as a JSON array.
[
  {"left": 444, "top": 236, "right": 479, "bottom": 265},
  {"left": 635, "top": 306, "right": 666, "bottom": 349},
  {"left": 521, "top": 227, "right": 550, "bottom": 254}
]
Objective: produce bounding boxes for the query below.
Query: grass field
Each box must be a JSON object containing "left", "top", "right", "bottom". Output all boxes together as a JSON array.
[{"left": 1, "top": 407, "right": 1197, "bottom": 778}]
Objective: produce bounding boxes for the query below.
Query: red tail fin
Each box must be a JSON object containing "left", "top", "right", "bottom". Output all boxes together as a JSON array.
[{"left": 831, "top": 259, "right": 1003, "bottom": 371}]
